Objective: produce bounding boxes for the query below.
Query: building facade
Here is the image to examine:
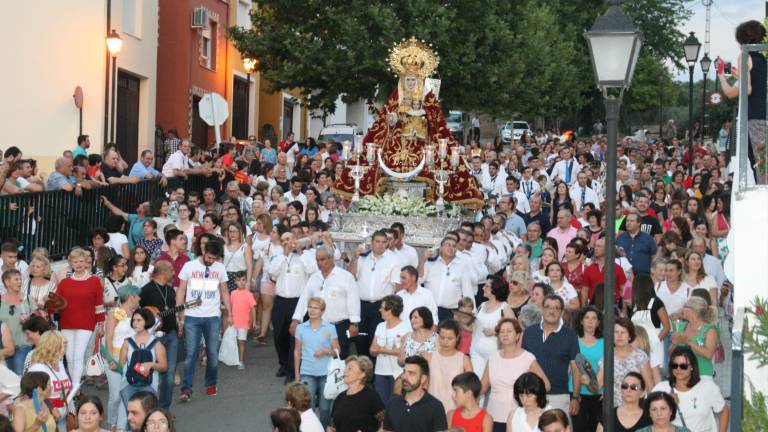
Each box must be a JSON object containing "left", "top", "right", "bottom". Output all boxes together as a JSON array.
[{"left": 0, "top": 0, "right": 158, "bottom": 170}]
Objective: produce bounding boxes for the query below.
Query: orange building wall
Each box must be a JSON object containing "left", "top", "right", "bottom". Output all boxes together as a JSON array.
[{"left": 156, "top": 0, "right": 230, "bottom": 146}]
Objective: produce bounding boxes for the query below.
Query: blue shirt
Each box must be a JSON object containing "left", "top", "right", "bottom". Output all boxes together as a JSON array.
[
  {"left": 522, "top": 321, "right": 579, "bottom": 395},
  {"left": 295, "top": 320, "right": 338, "bottom": 376},
  {"left": 261, "top": 148, "right": 277, "bottom": 165},
  {"left": 616, "top": 231, "right": 657, "bottom": 275},
  {"left": 569, "top": 338, "right": 604, "bottom": 395},
  {"left": 127, "top": 214, "right": 149, "bottom": 250},
  {"left": 129, "top": 162, "right": 160, "bottom": 179},
  {"left": 504, "top": 213, "right": 527, "bottom": 238}
]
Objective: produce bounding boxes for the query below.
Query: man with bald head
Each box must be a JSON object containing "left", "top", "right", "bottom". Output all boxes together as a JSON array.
[{"left": 291, "top": 245, "right": 359, "bottom": 359}]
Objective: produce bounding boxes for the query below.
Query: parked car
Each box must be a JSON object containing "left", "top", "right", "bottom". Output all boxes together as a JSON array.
[
  {"left": 499, "top": 121, "right": 532, "bottom": 144},
  {"left": 318, "top": 123, "right": 364, "bottom": 146},
  {"left": 445, "top": 110, "right": 465, "bottom": 145}
]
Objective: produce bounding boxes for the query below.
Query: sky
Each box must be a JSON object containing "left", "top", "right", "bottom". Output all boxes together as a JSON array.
[{"left": 673, "top": 0, "right": 764, "bottom": 81}]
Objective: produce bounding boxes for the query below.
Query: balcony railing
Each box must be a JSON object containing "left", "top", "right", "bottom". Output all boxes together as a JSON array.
[{"left": 0, "top": 175, "right": 221, "bottom": 261}]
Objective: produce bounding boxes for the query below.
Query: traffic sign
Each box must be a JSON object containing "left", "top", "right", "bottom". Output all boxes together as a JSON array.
[{"left": 198, "top": 92, "right": 228, "bottom": 146}]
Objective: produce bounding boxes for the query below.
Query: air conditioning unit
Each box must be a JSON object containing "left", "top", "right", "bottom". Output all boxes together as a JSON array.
[{"left": 191, "top": 7, "right": 208, "bottom": 28}]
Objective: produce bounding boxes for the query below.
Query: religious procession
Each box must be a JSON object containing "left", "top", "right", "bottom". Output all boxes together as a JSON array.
[{"left": 2, "top": 1, "right": 767, "bottom": 432}]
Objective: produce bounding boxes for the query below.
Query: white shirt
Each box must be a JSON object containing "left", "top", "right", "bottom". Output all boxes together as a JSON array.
[
  {"left": 373, "top": 320, "right": 410, "bottom": 377},
  {"left": 355, "top": 250, "right": 401, "bottom": 302},
  {"left": 292, "top": 266, "right": 361, "bottom": 324},
  {"left": 161, "top": 150, "right": 189, "bottom": 177},
  {"left": 481, "top": 172, "right": 506, "bottom": 198},
  {"left": 106, "top": 232, "right": 128, "bottom": 254},
  {"left": 653, "top": 379, "right": 725, "bottom": 432},
  {"left": 552, "top": 280, "right": 579, "bottom": 303},
  {"left": 468, "top": 243, "right": 489, "bottom": 283},
  {"left": 299, "top": 409, "right": 324, "bottom": 432},
  {"left": 655, "top": 281, "right": 688, "bottom": 316},
  {"left": 702, "top": 254, "right": 726, "bottom": 287},
  {"left": 391, "top": 243, "right": 418, "bottom": 269},
  {"left": 569, "top": 185, "right": 600, "bottom": 211},
  {"left": 397, "top": 287, "right": 438, "bottom": 324},
  {"left": 266, "top": 251, "right": 318, "bottom": 298},
  {"left": 551, "top": 158, "right": 581, "bottom": 185},
  {"left": 283, "top": 191, "right": 307, "bottom": 207},
  {"left": 519, "top": 177, "right": 540, "bottom": 200},
  {"left": 456, "top": 250, "right": 480, "bottom": 286},
  {"left": 177, "top": 259, "right": 228, "bottom": 318},
  {"left": 422, "top": 256, "right": 475, "bottom": 309}
]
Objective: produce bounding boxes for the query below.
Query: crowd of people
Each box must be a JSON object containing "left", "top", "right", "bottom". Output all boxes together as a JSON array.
[{"left": 1, "top": 19, "right": 765, "bottom": 432}]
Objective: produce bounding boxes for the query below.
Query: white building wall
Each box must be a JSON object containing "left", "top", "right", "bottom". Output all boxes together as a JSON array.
[
  {"left": 0, "top": 1, "right": 158, "bottom": 172},
  {"left": 308, "top": 97, "right": 373, "bottom": 139}
]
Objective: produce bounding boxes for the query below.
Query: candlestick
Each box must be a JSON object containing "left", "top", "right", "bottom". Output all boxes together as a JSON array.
[
  {"left": 425, "top": 145, "right": 435, "bottom": 167},
  {"left": 341, "top": 140, "right": 351, "bottom": 162},
  {"left": 366, "top": 143, "right": 376, "bottom": 164},
  {"left": 450, "top": 146, "right": 460, "bottom": 169},
  {"left": 438, "top": 138, "right": 448, "bottom": 160}
]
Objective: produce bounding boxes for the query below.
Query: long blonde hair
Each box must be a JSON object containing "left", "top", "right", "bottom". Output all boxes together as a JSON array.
[{"left": 31, "top": 331, "right": 66, "bottom": 365}]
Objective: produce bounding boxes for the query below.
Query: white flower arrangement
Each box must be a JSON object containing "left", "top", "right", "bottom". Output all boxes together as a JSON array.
[{"left": 357, "top": 193, "right": 437, "bottom": 217}]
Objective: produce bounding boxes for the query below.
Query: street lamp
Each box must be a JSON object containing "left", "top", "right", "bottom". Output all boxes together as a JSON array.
[
  {"left": 700, "top": 53, "right": 712, "bottom": 140},
  {"left": 683, "top": 32, "right": 701, "bottom": 175},
  {"left": 584, "top": 1, "right": 642, "bottom": 430},
  {"left": 106, "top": 30, "right": 123, "bottom": 144},
  {"left": 242, "top": 56, "right": 258, "bottom": 138}
]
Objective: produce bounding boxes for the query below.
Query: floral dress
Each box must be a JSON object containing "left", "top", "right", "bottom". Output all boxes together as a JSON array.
[{"left": 402, "top": 332, "right": 437, "bottom": 357}]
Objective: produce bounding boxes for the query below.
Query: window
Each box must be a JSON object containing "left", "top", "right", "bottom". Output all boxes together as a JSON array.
[
  {"left": 237, "top": 0, "right": 252, "bottom": 29},
  {"left": 122, "top": 0, "right": 141, "bottom": 37},
  {"left": 202, "top": 20, "right": 217, "bottom": 70}
]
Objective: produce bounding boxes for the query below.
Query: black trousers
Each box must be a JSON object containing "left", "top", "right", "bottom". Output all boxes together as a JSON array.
[
  {"left": 572, "top": 394, "right": 602, "bottom": 432},
  {"left": 437, "top": 307, "right": 456, "bottom": 323},
  {"left": 333, "top": 319, "right": 351, "bottom": 360},
  {"left": 355, "top": 300, "right": 382, "bottom": 359},
  {"left": 272, "top": 295, "right": 299, "bottom": 379}
]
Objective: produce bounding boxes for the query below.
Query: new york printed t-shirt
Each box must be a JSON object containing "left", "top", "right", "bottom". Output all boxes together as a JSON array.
[{"left": 178, "top": 259, "right": 228, "bottom": 318}]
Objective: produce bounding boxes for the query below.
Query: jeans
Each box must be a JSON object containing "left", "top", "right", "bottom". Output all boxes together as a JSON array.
[
  {"left": 182, "top": 316, "right": 221, "bottom": 392},
  {"left": 106, "top": 367, "right": 127, "bottom": 428},
  {"left": 6, "top": 345, "right": 32, "bottom": 375},
  {"left": 157, "top": 331, "right": 178, "bottom": 409},
  {"left": 301, "top": 375, "right": 330, "bottom": 427}
]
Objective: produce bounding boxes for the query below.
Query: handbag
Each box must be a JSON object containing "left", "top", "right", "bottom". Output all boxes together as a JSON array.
[
  {"left": 713, "top": 341, "right": 725, "bottom": 364},
  {"left": 85, "top": 334, "right": 106, "bottom": 377},
  {"left": 323, "top": 349, "right": 347, "bottom": 400}
]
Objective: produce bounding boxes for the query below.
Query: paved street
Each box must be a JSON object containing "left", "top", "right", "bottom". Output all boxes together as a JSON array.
[{"left": 87, "top": 339, "right": 283, "bottom": 431}]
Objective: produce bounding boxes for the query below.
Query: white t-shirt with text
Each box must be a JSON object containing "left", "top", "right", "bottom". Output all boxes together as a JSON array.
[{"left": 178, "top": 259, "right": 228, "bottom": 318}]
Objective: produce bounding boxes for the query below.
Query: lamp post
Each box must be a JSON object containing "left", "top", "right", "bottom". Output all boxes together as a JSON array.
[
  {"left": 700, "top": 53, "right": 711, "bottom": 140},
  {"left": 242, "top": 57, "right": 258, "bottom": 138},
  {"left": 683, "top": 32, "right": 701, "bottom": 175},
  {"left": 106, "top": 30, "right": 122, "bottom": 144},
  {"left": 584, "top": 1, "right": 642, "bottom": 430}
]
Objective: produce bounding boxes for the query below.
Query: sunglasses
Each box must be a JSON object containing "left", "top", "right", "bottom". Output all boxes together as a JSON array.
[
  {"left": 670, "top": 363, "right": 690, "bottom": 370},
  {"left": 620, "top": 383, "right": 642, "bottom": 391}
]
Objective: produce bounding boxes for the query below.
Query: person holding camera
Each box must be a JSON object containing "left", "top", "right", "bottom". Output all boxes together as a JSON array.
[{"left": 719, "top": 20, "right": 767, "bottom": 184}]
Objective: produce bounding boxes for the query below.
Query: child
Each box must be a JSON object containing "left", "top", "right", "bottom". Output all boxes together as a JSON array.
[
  {"left": 454, "top": 297, "right": 475, "bottom": 356},
  {"left": 447, "top": 372, "right": 492, "bottom": 432},
  {"left": 230, "top": 271, "right": 257, "bottom": 370},
  {"left": 234, "top": 160, "right": 250, "bottom": 185}
]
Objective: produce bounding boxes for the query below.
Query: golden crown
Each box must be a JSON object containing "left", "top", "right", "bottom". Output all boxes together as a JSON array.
[{"left": 387, "top": 37, "right": 439, "bottom": 78}]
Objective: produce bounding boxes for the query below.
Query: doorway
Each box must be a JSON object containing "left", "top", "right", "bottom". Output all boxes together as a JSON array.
[
  {"left": 282, "top": 96, "right": 294, "bottom": 140},
  {"left": 232, "top": 76, "right": 249, "bottom": 139},
  {"left": 116, "top": 72, "right": 140, "bottom": 164},
  {"left": 192, "top": 95, "right": 208, "bottom": 149}
]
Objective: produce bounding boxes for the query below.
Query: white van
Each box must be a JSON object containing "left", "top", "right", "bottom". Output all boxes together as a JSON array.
[{"left": 318, "top": 124, "right": 364, "bottom": 146}]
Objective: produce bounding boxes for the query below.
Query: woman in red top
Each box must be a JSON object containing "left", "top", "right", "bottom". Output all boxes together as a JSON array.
[{"left": 57, "top": 247, "right": 104, "bottom": 385}]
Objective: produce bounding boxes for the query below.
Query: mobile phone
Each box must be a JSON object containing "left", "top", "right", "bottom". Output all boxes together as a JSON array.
[{"left": 723, "top": 62, "right": 732, "bottom": 76}]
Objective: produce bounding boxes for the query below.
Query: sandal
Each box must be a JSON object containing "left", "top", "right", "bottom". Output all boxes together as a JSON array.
[{"left": 253, "top": 335, "right": 267, "bottom": 346}]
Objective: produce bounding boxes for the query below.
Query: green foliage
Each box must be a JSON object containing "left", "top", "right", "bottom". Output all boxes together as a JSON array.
[
  {"left": 743, "top": 297, "right": 768, "bottom": 431},
  {"left": 228, "top": 0, "right": 691, "bottom": 122}
]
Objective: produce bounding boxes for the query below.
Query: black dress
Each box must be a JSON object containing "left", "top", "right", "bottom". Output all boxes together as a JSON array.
[{"left": 609, "top": 407, "right": 652, "bottom": 432}]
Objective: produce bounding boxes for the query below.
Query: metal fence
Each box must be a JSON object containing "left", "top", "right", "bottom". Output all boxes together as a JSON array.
[{"left": 0, "top": 175, "right": 221, "bottom": 261}]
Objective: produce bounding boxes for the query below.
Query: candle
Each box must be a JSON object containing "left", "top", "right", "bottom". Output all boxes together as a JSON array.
[
  {"left": 353, "top": 137, "right": 363, "bottom": 155},
  {"left": 425, "top": 145, "right": 435, "bottom": 167},
  {"left": 366, "top": 143, "right": 376, "bottom": 164},
  {"left": 450, "top": 146, "right": 460, "bottom": 168},
  {"left": 438, "top": 138, "right": 448, "bottom": 160}
]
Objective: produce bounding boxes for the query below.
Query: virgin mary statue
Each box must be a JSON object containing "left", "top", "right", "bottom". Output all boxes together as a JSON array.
[{"left": 333, "top": 37, "right": 482, "bottom": 208}]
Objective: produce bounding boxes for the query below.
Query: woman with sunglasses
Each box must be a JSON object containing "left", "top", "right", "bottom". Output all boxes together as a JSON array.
[
  {"left": 0, "top": 269, "right": 36, "bottom": 374},
  {"left": 651, "top": 346, "right": 729, "bottom": 432},
  {"left": 595, "top": 372, "right": 651, "bottom": 432}
]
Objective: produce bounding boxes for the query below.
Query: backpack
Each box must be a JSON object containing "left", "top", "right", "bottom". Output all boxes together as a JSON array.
[
  {"left": 125, "top": 337, "right": 158, "bottom": 386},
  {"left": 631, "top": 298, "right": 660, "bottom": 348}
]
